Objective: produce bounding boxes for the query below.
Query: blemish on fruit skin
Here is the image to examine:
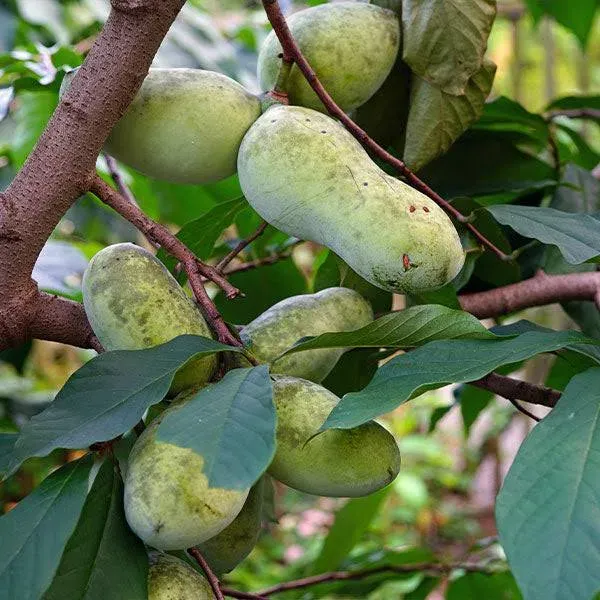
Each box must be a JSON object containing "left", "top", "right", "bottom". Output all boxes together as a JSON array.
[
  {"left": 423, "top": 206, "right": 430, "bottom": 213},
  {"left": 409, "top": 205, "right": 416, "bottom": 213},
  {"left": 402, "top": 254, "right": 412, "bottom": 271}
]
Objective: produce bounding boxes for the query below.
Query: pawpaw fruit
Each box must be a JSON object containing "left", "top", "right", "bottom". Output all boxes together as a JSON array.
[
  {"left": 148, "top": 553, "right": 212, "bottom": 600},
  {"left": 268, "top": 376, "right": 400, "bottom": 497},
  {"left": 124, "top": 402, "right": 249, "bottom": 550},
  {"left": 257, "top": 2, "right": 400, "bottom": 112},
  {"left": 63, "top": 68, "right": 260, "bottom": 183},
  {"left": 238, "top": 287, "right": 373, "bottom": 382},
  {"left": 238, "top": 105, "right": 465, "bottom": 294},
  {"left": 82, "top": 243, "right": 216, "bottom": 396},
  {"left": 195, "top": 476, "right": 265, "bottom": 574}
]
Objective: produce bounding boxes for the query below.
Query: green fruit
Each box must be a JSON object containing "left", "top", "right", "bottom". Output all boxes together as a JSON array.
[
  {"left": 240, "top": 287, "right": 373, "bottom": 382},
  {"left": 257, "top": 2, "right": 400, "bottom": 112},
  {"left": 90, "top": 68, "right": 259, "bottom": 183},
  {"left": 148, "top": 553, "right": 212, "bottom": 600},
  {"left": 124, "top": 403, "right": 249, "bottom": 550},
  {"left": 195, "top": 477, "right": 265, "bottom": 574},
  {"left": 238, "top": 105, "right": 465, "bottom": 294},
  {"left": 268, "top": 376, "right": 400, "bottom": 497},
  {"left": 82, "top": 243, "right": 216, "bottom": 396}
]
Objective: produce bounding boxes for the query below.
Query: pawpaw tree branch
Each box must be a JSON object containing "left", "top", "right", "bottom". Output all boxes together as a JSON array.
[
  {"left": 187, "top": 548, "right": 225, "bottom": 600},
  {"left": 216, "top": 221, "right": 269, "bottom": 273},
  {"left": 0, "top": 0, "right": 187, "bottom": 349},
  {"left": 459, "top": 270, "right": 600, "bottom": 319},
  {"left": 260, "top": 0, "right": 510, "bottom": 261}
]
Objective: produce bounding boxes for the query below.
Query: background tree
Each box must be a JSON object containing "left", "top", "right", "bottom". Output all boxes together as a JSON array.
[{"left": 0, "top": 0, "right": 599, "bottom": 598}]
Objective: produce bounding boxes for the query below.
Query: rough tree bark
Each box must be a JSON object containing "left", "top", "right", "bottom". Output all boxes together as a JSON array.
[{"left": 0, "top": 0, "right": 186, "bottom": 348}]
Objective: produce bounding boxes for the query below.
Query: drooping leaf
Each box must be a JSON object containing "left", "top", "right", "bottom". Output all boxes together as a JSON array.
[
  {"left": 44, "top": 460, "right": 147, "bottom": 600},
  {"left": 496, "top": 368, "right": 600, "bottom": 600},
  {"left": 313, "top": 487, "right": 390, "bottom": 573},
  {"left": 487, "top": 205, "right": 600, "bottom": 264},
  {"left": 457, "top": 385, "right": 494, "bottom": 436},
  {"left": 279, "top": 304, "right": 493, "bottom": 359},
  {"left": 418, "top": 136, "right": 556, "bottom": 198},
  {"left": 323, "top": 329, "right": 598, "bottom": 430},
  {"left": 401, "top": 0, "right": 497, "bottom": 95},
  {"left": 404, "top": 59, "right": 496, "bottom": 171},
  {"left": 157, "top": 196, "right": 247, "bottom": 273},
  {"left": 0, "top": 455, "right": 93, "bottom": 600},
  {"left": 156, "top": 366, "right": 275, "bottom": 489},
  {"left": 7, "top": 336, "right": 237, "bottom": 476}
]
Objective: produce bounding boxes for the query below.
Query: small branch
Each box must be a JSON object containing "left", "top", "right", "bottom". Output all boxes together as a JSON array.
[
  {"left": 215, "top": 221, "right": 269, "bottom": 272},
  {"left": 472, "top": 372, "right": 561, "bottom": 408},
  {"left": 545, "top": 108, "right": 600, "bottom": 121},
  {"left": 459, "top": 271, "right": 600, "bottom": 319},
  {"left": 221, "top": 589, "right": 268, "bottom": 600},
  {"left": 253, "top": 562, "right": 502, "bottom": 596},
  {"left": 260, "top": 0, "right": 509, "bottom": 261},
  {"left": 90, "top": 176, "right": 242, "bottom": 347},
  {"left": 506, "top": 397, "right": 542, "bottom": 421},
  {"left": 103, "top": 154, "right": 139, "bottom": 208},
  {"left": 223, "top": 251, "right": 293, "bottom": 276},
  {"left": 187, "top": 548, "right": 224, "bottom": 600}
]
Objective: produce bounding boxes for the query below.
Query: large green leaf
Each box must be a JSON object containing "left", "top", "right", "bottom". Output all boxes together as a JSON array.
[
  {"left": 322, "top": 329, "right": 598, "bottom": 430},
  {"left": 547, "top": 95, "right": 600, "bottom": 114},
  {"left": 403, "top": 59, "right": 496, "bottom": 171},
  {"left": 488, "top": 205, "right": 600, "bottom": 265},
  {"left": 156, "top": 366, "right": 275, "bottom": 489},
  {"left": 401, "top": 0, "right": 496, "bottom": 95},
  {"left": 157, "top": 196, "right": 247, "bottom": 273},
  {"left": 0, "top": 455, "right": 93, "bottom": 600},
  {"left": 279, "top": 304, "right": 492, "bottom": 359},
  {"left": 313, "top": 487, "right": 390, "bottom": 574},
  {"left": 418, "top": 136, "right": 556, "bottom": 198},
  {"left": 44, "top": 460, "right": 148, "bottom": 600},
  {"left": 7, "top": 335, "right": 237, "bottom": 476},
  {"left": 11, "top": 90, "right": 58, "bottom": 168},
  {"left": 0, "top": 433, "right": 17, "bottom": 478},
  {"left": 496, "top": 368, "right": 600, "bottom": 600}
]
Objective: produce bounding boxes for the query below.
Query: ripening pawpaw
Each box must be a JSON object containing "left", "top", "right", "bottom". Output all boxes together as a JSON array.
[{"left": 148, "top": 553, "right": 212, "bottom": 600}]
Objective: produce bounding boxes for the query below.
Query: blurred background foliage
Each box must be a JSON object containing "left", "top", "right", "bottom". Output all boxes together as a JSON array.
[{"left": 0, "top": 0, "right": 598, "bottom": 598}]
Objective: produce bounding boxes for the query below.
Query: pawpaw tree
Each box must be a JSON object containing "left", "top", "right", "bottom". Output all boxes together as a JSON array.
[{"left": 0, "top": 0, "right": 599, "bottom": 599}]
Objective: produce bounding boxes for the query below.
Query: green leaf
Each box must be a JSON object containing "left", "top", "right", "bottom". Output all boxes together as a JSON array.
[
  {"left": 44, "top": 460, "right": 148, "bottom": 600},
  {"left": 547, "top": 95, "right": 600, "bottom": 113},
  {"left": 404, "top": 59, "right": 496, "bottom": 171},
  {"left": 487, "top": 205, "right": 600, "bottom": 264},
  {"left": 157, "top": 196, "right": 247, "bottom": 273},
  {"left": 536, "top": 0, "right": 598, "bottom": 47},
  {"left": 447, "top": 572, "right": 522, "bottom": 600},
  {"left": 472, "top": 96, "right": 549, "bottom": 148},
  {"left": 457, "top": 385, "right": 494, "bottom": 435},
  {"left": 7, "top": 335, "right": 237, "bottom": 476},
  {"left": 321, "top": 348, "right": 381, "bottom": 397},
  {"left": 552, "top": 163, "right": 600, "bottom": 213},
  {"left": 323, "top": 329, "right": 598, "bottom": 430},
  {"left": 215, "top": 257, "right": 306, "bottom": 324},
  {"left": 401, "top": 0, "right": 497, "bottom": 95},
  {"left": 418, "top": 136, "right": 556, "bottom": 198},
  {"left": 0, "top": 433, "right": 17, "bottom": 478},
  {"left": 279, "top": 304, "right": 492, "bottom": 358},
  {"left": 11, "top": 90, "right": 58, "bottom": 168},
  {"left": 313, "top": 487, "right": 390, "bottom": 573},
  {"left": 156, "top": 366, "right": 275, "bottom": 490},
  {"left": 0, "top": 455, "right": 93, "bottom": 600},
  {"left": 496, "top": 368, "right": 600, "bottom": 600}
]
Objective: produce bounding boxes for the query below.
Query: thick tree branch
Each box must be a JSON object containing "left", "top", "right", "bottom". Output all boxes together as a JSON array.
[
  {"left": 472, "top": 372, "right": 561, "bottom": 409},
  {"left": 260, "top": 0, "right": 509, "bottom": 261},
  {"left": 0, "top": 0, "right": 187, "bottom": 349},
  {"left": 459, "top": 271, "right": 600, "bottom": 319}
]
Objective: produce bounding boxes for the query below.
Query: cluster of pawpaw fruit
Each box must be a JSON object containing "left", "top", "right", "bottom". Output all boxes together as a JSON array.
[{"left": 77, "top": 0, "right": 472, "bottom": 592}]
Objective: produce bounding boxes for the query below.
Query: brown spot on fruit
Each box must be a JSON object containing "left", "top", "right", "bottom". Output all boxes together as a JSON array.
[
  {"left": 403, "top": 254, "right": 411, "bottom": 271},
  {"left": 423, "top": 207, "right": 430, "bottom": 213},
  {"left": 409, "top": 206, "right": 416, "bottom": 213}
]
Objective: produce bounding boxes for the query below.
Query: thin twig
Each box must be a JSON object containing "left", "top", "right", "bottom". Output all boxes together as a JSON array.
[
  {"left": 187, "top": 548, "right": 225, "bottom": 600},
  {"left": 260, "top": 0, "right": 510, "bottom": 261},
  {"left": 506, "top": 397, "right": 541, "bottom": 421},
  {"left": 545, "top": 108, "right": 600, "bottom": 121},
  {"left": 223, "top": 252, "right": 293, "bottom": 276},
  {"left": 253, "top": 562, "right": 502, "bottom": 596},
  {"left": 103, "top": 154, "right": 139, "bottom": 207},
  {"left": 221, "top": 589, "right": 268, "bottom": 600},
  {"left": 90, "top": 176, "right": 242, "bottom": 347},
  {"left": 216, "top": 221, "right": 269, "bottom": 272}
]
